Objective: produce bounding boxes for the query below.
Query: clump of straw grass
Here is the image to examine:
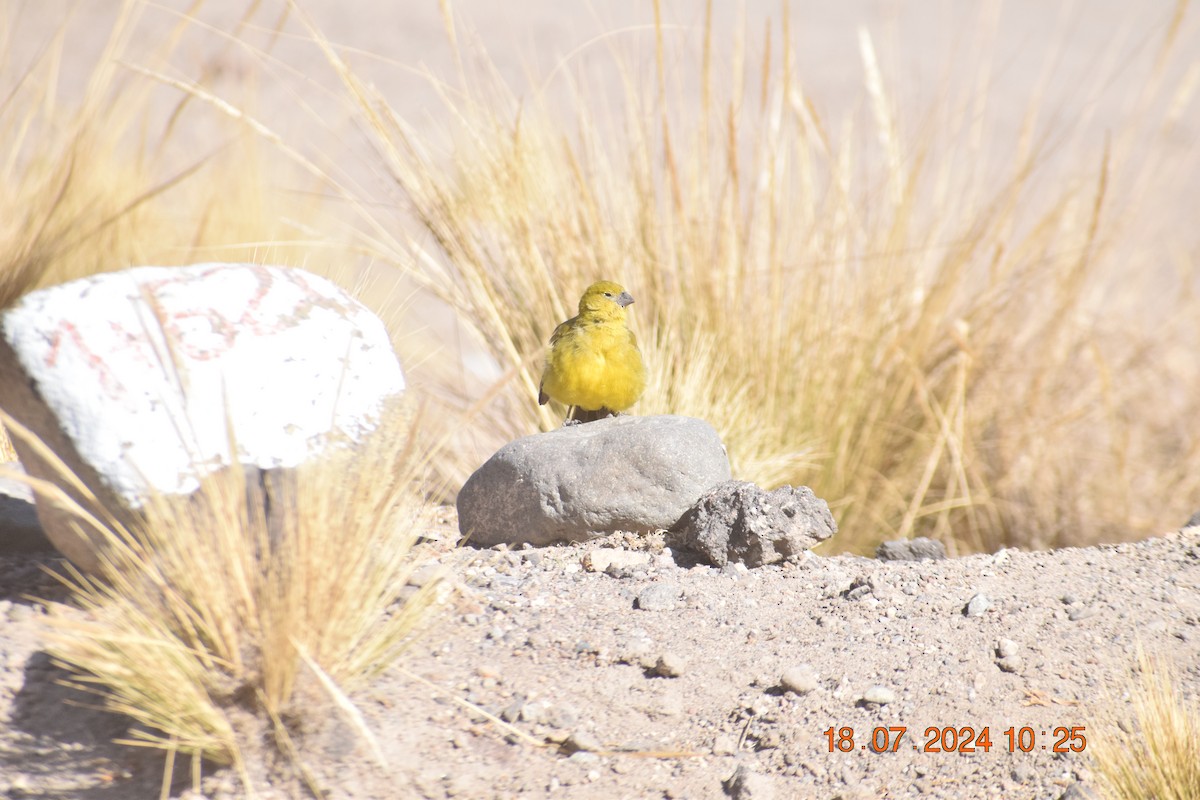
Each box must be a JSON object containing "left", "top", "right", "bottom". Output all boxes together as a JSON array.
[{"left": 288, "top": 1, "right": 1200, "bottom": 553}]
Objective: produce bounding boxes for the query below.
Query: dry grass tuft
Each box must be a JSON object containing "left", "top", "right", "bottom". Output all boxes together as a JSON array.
[
  {"left": 0, "top": 0, "right": 333, "bottom": 465},
  {"left": 1092, "top": 651, "right": 1200, "bottom": 800},
  {"left": 2, "top": 405, "right": 443, "bottom": 788},
  {"left": 0, "top": 0, "right": 324, "bottom": 310},
  {"left": 0, "top": 425, "right": 14, "bottom": 462},
  {"left": 0, "top": 0, "right": 446, "bottom": 789},
  {"left": 295, "top": 1, "right": 1200, "bottom": 553}
]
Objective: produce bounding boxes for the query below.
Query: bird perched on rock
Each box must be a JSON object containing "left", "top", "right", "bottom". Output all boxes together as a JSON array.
[{"left": 538, "top": 280, "right": 646, "bottom": 423}]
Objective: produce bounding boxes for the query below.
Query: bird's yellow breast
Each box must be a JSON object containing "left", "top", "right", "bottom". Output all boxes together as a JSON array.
[{"left": 541, "top": 319, "right": 645, "bottom": 412}]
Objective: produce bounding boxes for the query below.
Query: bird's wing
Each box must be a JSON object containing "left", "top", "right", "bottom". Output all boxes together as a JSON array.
[
  {"left": 548, "top": 315, "right": 577, "bottom": 346},
  {"left": 539, "top": 315, "right": 577, "bottom": 406}
]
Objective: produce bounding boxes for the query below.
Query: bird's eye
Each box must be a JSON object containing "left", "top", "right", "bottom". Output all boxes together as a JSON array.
[{"left": 603, "top": 292, "right": 613, "bottom": 298}]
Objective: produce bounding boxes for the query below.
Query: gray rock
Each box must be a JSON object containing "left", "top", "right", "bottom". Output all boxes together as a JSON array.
[
  {"left": 875, "top": 537, "right": 946, "bottom": 561},
  {"left": 0, "top": 463, "right": 50, "bottom": 553},
  {"left": 668, "top": 481, "right": 836, "bottom": 567},
  {"left": 0, "top": 264, "right": 405, "bottom": 573},
  {"left": 457, "top": 415, "right": 730, "bottom": 547},
  {"left": 635, "top": 583, "right": 680, "bottom": 612},
  {"left": 964, "top": 593, "right": 991, "bottom": 617},
  {"left": 723, "top": 765, "right": 776, "bottom": 800},
  {"left": 1185, "top": 510, "right": 1200, "bottom": 528},
  {"left": 996, "top": 638, "right": 1019, "bottom": 658}
]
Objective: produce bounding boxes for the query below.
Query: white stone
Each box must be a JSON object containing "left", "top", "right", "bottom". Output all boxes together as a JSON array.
[
  {"left": 0, "top": 264, "right": 405, "bottom": 571},
  {"left": 861, "top": 686, "right": 896, "bottom": 705},
  {"left": 0, "top": 264, "right": 403, "bottom": 505}
]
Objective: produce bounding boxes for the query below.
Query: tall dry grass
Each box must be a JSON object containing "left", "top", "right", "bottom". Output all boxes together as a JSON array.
[
  {"left": 1, "top": 0, "right": 444, "bottom": 787},
  {"left": 0, "top": 0, "right": 331, "bottom": 459},
  {"left": 286, "top": 0, "right": 1200, "bottom": 554},
  {"left": 3, "top": 405, "right": 442, "bottom": 791},
  {"left": 1091, "top": 652, "right": 1200, "bottom": 800},
  {"left": 0, "top": 0, "right": 323, "bottom": 309}
]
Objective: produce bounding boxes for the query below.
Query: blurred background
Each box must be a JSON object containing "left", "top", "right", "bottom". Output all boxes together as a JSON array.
[{"left": 2, "top": 0, "right": 1198, "bottom": 554}]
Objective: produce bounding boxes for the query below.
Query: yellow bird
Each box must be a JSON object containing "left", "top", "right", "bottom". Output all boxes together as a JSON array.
[{"left": 538, "top": 281, "right": 647, "bottom": 423}]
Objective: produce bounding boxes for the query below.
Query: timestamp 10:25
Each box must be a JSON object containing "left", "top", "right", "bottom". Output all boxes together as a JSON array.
[{"left": 823, "top": 725, "right": 1087, "bottom": 754}]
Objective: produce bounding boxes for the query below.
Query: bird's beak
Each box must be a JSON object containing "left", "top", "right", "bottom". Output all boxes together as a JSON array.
[{"left": 616, "top": 291, "right": 635, "bottom": 308}]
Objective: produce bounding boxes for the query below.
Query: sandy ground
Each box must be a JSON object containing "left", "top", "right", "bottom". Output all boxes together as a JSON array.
[
  {"left": 2, "top": 518, "right": 1200, "bottom": 798},
  {"left": 3, "top": 2, "right": 1200, "bottom": 799}
]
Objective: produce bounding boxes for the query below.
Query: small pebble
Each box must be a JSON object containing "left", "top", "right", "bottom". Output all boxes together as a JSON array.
[
  {"left": 654, "top": 652, "right": 687, "bottom": 678},
  {"left": 779, "top": 666, "right": 819, "bottom": 695},
  {"left": 860, "top": 686, "right": 895, "bottom": 705},
  {"left": 721, "top": 563, "right": 750, "bottom": 579},
  {"left": 519, "top": 700, "right": 549, "bottom": 725},
  {"left": 563, "top": 730, "right": 603, "bottom": 754},
  {"left": 500, "top": 698, "right": 525, "bottom": 723},
  {"left": 875, "top": 538, "right": 946, "bottom": 561},
  {"left": 634, "top": 583, "right": 679, "bottom": 612},
  {"left": 997, "top": 655, "right": 1023, "bottom": 673},
  {"left": 748, "top": 696, "right": 774, "bottom": 717},
  {"left": 1068, "top": 606, "right": 1098, "bottom": 621},
  {"left": 843, "top": 576, "right": 875, "bottom": 601},
  {"left": 583, "top": 549, "right": 651, "bottom": 574},
  {"left": 568, "top": 751, "right": 600, "bottom": 765},
  {"left": 964, "top": 593, "right": 991, "bottom": 617},
  {"left": 1011, "top": 763, "right": 1035, "bottom": 783},
  {"left": 996, "top": 639, "right": 1019, "bottom": 658}
]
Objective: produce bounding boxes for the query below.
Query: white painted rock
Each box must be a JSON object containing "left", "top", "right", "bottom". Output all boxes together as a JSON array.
[{"left": 0, "top": 263, "right": 405, "bottom": 571}]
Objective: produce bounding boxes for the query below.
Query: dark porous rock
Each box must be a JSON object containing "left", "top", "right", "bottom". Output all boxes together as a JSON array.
[
  {"left": 456, "top": 415, "right": 731, "bottom": 548},
  {"left": 667, "top": 480, "right": 836, "bottom": 568},
  {"left": 875, "top": 537, "right": 947, "bottom": 562}
]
